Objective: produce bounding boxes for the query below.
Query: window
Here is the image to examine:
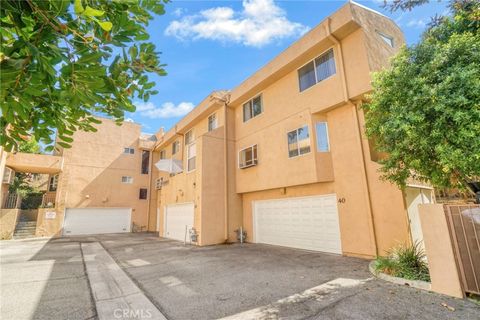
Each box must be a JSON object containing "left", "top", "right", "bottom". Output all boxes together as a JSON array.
[
  {"left": 121, "top": 176, "right": 133, "bottom": 184},
  {"left": 239, "top": 145, "right": 258, "bottom": 169},
  {"left": 172, "top": 141, "right": 180, "bottom": 155},
  {"left": 160, "top": 150, "right": 166, "bottom": 159},
  {"left": 48, "top": 175, "right": 58, "bottom": 192},
  {"left": 208, "top": 113, "right": 218, "bottom": 131},
  {"left": 315, "top": 122, "right": 330, "bottom": 152},
  {"left": 187, "top": 143, "right": 196, "bottom": 172},
  {"left": 124, "top": 147, "right": 134, "bottom": 154},
  {"left": 298, "top": 48, "right": 336, "bottom": 92},
  {"left": 377, "top": 31, "right": 394, "bottom": 47},
  {"left": 139, "top": 188, "right": 148, "bottom": 200},
  {"left": 287, "top": 126, "right": 311, "bottom": 158},
  {"left": 185, "top": 130, "right": 194, "bottom": 145},
  {"left": 141, "top": 150, "right": 150, "bottom": 174},
  {"left": 243, "top": 95, "right": 262, "bottom": 122}
]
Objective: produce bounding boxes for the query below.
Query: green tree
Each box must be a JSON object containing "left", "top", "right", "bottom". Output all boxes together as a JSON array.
[
  {"left": 1, "top": 0, "right": 167, "bottom": 152},
  {"left": 364, "top": 0, "right": 480, "bottom": 189},
  {"left": 9, "top": 138, "right": 42, "bottom": 195}
]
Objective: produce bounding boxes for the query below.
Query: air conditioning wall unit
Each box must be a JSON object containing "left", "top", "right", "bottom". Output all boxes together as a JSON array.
[
  {"left": 2, "top": 168, "right": 14, "bottom": 184},
  {"left": 155, "top": 178, "right": 169, "bottom": 190}
]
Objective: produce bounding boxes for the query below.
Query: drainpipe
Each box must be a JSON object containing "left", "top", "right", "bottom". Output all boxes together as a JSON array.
[
  {"left": 146, "top": 147, "right": 154, "bottom": 232},
  {"left": 325, "top": 18, "right": 379, "bottom": 256}
]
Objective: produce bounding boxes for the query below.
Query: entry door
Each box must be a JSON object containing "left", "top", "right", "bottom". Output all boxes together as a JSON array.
[
  {"left": 63, "top": 208, "right": 131, "bottom": 235},
  {"left": 164, "top": 203, "right": 194, "bottom": 242},
  {"left": 405, "top": 187, "right": 433, "bottom": 250},
  {"left": 254, "top": 195, "right": 342, "bottom": 254}
]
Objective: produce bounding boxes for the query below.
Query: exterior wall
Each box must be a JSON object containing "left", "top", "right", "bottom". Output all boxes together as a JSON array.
[
  {"left": 155, "top": 105, "right": 227, "bottom": 245},
  {"left": 418, "top": 204, "right": 464, "bottom": 298},
  {"left": 48, "top": 118, "right": 151, "bottom": 236},
  {"left": 228, "top": 2, "right": 410, "bottom": 257},
  {"left": 0, "top": 209, "right": 18, "bottom": 239},
  {"left": 36, "top": 208, "right": 63, "bottom": 237}
]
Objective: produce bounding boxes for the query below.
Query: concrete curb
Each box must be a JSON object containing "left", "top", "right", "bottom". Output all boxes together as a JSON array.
[{"left": 369, "top": 261, "right": 432, "bottom": 292}]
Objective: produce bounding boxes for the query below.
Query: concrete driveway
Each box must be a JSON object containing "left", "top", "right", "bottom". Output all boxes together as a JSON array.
[{"left": 1, "top": 233, "right": 479, "bottom": 320}]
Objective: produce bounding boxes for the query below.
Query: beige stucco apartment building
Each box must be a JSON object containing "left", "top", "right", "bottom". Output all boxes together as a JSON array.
[{"left": 1, "top": 2, "right": 434, "bottom": 258}]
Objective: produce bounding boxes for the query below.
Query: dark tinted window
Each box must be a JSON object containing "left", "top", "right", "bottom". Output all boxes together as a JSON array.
[
  {"left": 139, "top": 188, "right": 148, "bottom": 200},
  {"left": 141, "top": 150, "right": 150, "bottom": 174},
  {"left": 298, "top": 61, "right": 316, "bottom": 92}
]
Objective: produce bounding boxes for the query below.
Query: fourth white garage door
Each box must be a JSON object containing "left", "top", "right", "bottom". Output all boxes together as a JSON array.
[
  {"left": 164, "top": 203, "right": 194, "bottom": 242},
  {"left": 253, "top": 195, "right": 342, "bottom": 254}
]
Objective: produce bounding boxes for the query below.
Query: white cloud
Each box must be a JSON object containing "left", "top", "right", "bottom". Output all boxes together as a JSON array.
[
  {"left": 165, "top": 0, "right": 309, "bottom": 47},
  {"left": 124, "top": 117, "right": 135, "bottom": 122},
  {"left": 134, "top": 101, "right": 195, "bottom": 119},
  {"left": 407, "top": 19, "right": 427, "bottom": 28},
  {"left": 172, "top": 8, "right": 185, "bottom": 17}
]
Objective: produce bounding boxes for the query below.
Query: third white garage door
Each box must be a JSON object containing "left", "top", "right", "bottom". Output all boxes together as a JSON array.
[
  {"left": 253, "top": 194, "right": 342, "bottom": 254},
  {"left": 164, "top": 203, "right": 194, "bottom": 242}
]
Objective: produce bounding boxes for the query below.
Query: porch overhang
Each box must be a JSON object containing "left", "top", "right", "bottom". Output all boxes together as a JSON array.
[{"left": 6, "top": 152, "right": 63, "bottom": 174}]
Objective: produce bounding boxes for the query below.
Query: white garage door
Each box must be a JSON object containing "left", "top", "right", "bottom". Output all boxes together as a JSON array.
[
  {"left": 254, "top": 195, "right": 342, "bottom": 254},
  {"left": 63, "top": 208, "right": 131, "bottom": 236},
  {"left": 164, "top": 203, "right": 194, "bottom": 242}
]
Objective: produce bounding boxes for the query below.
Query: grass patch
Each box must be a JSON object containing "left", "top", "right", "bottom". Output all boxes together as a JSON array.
[{"left": 375, "top": 241, "right": 430, "bottom": 282}]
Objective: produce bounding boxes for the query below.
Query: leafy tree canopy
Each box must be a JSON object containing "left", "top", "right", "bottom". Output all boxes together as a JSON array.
[
  {"left": 1, "top": 0, "right": 167, "bottom": 152},
  {"left": 365, "top": 0, "right": 480, "bottom": 189}
]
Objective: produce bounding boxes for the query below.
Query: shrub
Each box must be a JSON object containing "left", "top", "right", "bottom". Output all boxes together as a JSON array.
[{"left": 375, "top": 241, "right": 431, "bottom": 282}]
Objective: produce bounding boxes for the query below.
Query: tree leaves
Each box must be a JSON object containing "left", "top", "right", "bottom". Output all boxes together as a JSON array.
[
  {"left": 0, "top": 0, "right": 168, "bottom": 152},
  {"left": 364, "top": 2, "right": 480, "bottom": 189}
]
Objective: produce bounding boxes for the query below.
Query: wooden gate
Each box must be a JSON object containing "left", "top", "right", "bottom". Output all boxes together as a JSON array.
[{"left": 444, "top": 204, "right": 480, "bottom": 295}]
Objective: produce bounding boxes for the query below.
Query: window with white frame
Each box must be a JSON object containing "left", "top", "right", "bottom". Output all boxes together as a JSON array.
[
  {"left": 187, "top": 143, "right": 196, "bottom": 172},
  {"left": 172, "top": 140, "right": 180, "bottom": 155},
  {"left": 121, "top": 176, "right": 133, "bottom": 184},
  {"left": 185, "top": 130, "right": 194, "bottom": 145},
  {"left": 48, "top": 174, "right": 58, "bottom": 191},
  {"left": 239, "top": 145, "right": 258, "bottom": 169},
  {"left": 298, "top": 48, "right": 336, "bottom": 92},
  {"left": 376, "top": 31, "right": 394, "bottom": 47},
  {"left": 160, "top": 150, "right": 166, "bottom": 159},
  {"left": 208, "top": 113, "right": 218, "bottom": 131},
  {"left": 315, "top": 122, "right": 330, "bottom": 152},
  {"left": 287, "top": 126, "right": 311, "bottom": 158},
  {"left": 124, "top": 147, "right": 134, "bottom": 154},
  {"left": 243, "top": 95, "right": 262, "bottom": 122}
]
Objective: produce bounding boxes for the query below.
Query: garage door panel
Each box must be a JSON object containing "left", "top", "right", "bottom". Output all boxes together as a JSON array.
[
  {"left": 254, "top": 195, "right": 342, "bottom": 254},
  {"left": 165, "top": 203, "right": 194, "bottom": 242},
  {"left": 64, "top": 208, "right": 131, "bottom": 235}
]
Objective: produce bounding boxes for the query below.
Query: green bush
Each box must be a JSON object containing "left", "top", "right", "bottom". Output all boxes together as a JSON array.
[{"left": 375, "top": 241, "right": 431, "bottom": 282}]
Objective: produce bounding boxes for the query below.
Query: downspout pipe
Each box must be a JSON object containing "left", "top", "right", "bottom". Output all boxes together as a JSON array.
[{"left": 325, "top": 18, "right": 379, "bottom": 257}]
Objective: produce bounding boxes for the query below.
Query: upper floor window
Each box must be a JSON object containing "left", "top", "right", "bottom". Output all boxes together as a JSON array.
[
  {"left": 172, "top": 141, "right": 180, "bottom": 155},
  {"left": 48, "top": 174, "right": 58, "bottom": 192},
  {"left": 187, "top": 143, "right": 196, "bottom": 172},
  {"left": 298, "top": 48, "right": 336, "bottom": 92},
  {"left": 377, "top": 31, "right": 394, "bottom": 47},
  {"left": 141, "top": 150, "right": 150, "bottom": 174},
  {"left": 208, "top": 113, "right": 218, "bottom": 131},
  {"left": 160, "top": 150, "right": 166, "bottom": 159},
  {"left": 315, "top": 122, "right": 330, "bottom": 152},
  {"left": 185, "top": 130, "right": 194, "bottom": 145},
  {"left": 243, "top": 95, "right": 262, "bottom": 122},
  {"left": 239, "top": 145, "right": 258, "bottom": 169},
  {"left": 124, "top": 147, "right": 134, "bottom": 154},
  {"left": 139, "top": 188, "right": 148, "bottom": 200},
  {"left": 287, "top": 125, "right": 311, "bottom": 158},
  {"left": 121, "top": 176, "right": 133, "bottom": 184}
]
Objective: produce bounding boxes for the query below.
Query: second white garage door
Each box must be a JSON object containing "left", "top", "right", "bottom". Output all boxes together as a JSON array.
[
  {"left": 253, "top": 195, "right": 342, "bottom": 254},
  {"left": 63, "top": 208, "right": 131, "bottom": 235},
  {"left": 164, "top": 203, "right": 194, "bottom": 242}
]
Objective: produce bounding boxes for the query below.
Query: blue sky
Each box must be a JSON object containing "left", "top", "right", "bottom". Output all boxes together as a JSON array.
[{"left": 126, "top": 0, "right": 448, "bottom": 133}]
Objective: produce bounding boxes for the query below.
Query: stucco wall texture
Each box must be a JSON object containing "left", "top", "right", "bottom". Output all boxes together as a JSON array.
[{"left": 2, "top": 2, "right": 413, "bottom": 259}]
